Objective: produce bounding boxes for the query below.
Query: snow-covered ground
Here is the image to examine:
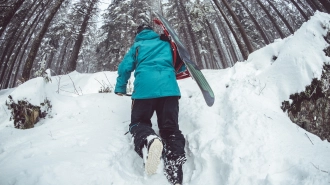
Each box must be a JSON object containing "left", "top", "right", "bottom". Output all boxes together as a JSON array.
[{"left": 1, "top": 12, "right": 330, "bottom": 185}]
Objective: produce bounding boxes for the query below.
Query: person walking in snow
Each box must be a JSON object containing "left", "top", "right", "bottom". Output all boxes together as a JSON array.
[{"left": 115, "top": 24, "right": 186, "bottom": 185}]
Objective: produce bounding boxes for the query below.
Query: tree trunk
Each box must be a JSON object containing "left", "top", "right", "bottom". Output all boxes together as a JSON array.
[
  {"left": 308, "top": 0, "right": 323, "bottom": 12},
  {"left": 316, "top": 0, "right": 330, "bottom": 13},
  {"left": 210, "top": 1, "right": 241, "bottom": 64},
  {"left": 200, "top": 27, "right": 214, "bottom": 69},
  {"left": 57, "top": 40, "right": 70, "bottom": 74},
  {"left": 1, "top": 26, "right": 29, "bottom": 87},
  {"left": 11, "top": 24, "right": 39, "bottom": 88},
  {"left": 289, "top": 0, "right": 309, "bottom": 21},
  {"left": 67, "top": 0, "right": 98, "bottom": 73},
  {"left": 220, "top": 0, "right": 254, "bottom": 54},
  {"left": 217, "top": 17, "right": 240, "bottom": 65},
  {"left": 45, "top": 51, "right": 55, "bottom": 70},
  {"left": 238, "top": 0, "right": 270, "bottom": 45},
  {"left": 171, "top": 0, "right": 195, "bottom": 63},
  {"left": 224, "top": 26, "right": 241, "bottom": 64},
  {"left": 21, "top": 0, "right": 64, "bottom": 81},
  {"left": 211, "top": 0, "right": 249, "bottom": 60},
  {"left": 205, "top": 19, "right": 226, "bottom": 68},
  {"left": 297, "top": 0, "right": 314, "bottom": 16},
  {"left": 255, "top": 0, "right": 286, "bottom": 39},
  {"left": 176, "top": 0, "right": 203, "bottom": 68},
  {"left": 265, "top": 0, "right": 294, "bottom": 34},
  {"left": 305, "top": 0, "right": 318, "bottom": 12},
  {"left": 0, "top": 32, "right": 16, "bottom": 88},
  {"left": 0, "top": 0, "right": 26, "bottom": 37},
  {"left": 1, "top": 1, "right": 44, "bottom": 89}
]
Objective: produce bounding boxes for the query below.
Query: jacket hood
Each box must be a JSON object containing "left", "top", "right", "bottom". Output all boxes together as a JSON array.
[{"left": 135, "top": 29, "right": 159, "bottom": 42}]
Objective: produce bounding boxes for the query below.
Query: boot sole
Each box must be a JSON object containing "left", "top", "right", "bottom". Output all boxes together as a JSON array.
[{"left": 145, "top": 139, "right": 163, "bottom": 175}]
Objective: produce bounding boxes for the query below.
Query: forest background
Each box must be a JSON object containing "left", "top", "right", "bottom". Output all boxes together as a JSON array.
[{"left": 1, "top": 0, "right": 329, "bottom": 89}]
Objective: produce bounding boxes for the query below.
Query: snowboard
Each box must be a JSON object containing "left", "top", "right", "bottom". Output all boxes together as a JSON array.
[{"left": 154, "top": 12, "right": 215, "bottom": 107}]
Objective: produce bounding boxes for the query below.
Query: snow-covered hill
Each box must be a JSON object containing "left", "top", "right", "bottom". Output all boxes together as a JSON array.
[{"left": 1, "top": 12, "right": 330, "bottom": 185}]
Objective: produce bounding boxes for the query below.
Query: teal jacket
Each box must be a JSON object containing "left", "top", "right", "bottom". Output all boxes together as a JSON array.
[{"left": 115, "top": 29, "right": 181, "bottom": 99}]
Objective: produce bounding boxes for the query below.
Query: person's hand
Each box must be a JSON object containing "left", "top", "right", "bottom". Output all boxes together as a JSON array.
[{"left": 116, "top": 93, "right": 124, "bottom": 96}]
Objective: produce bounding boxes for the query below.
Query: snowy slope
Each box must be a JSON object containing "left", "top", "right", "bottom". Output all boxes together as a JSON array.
[{"left": 1, "top": 12, "right": 330, "bottom": 185}]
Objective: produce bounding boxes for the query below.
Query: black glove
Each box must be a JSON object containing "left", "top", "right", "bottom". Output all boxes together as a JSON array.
[{"left": 160, "top": 34, "right": 170, "bottom": 42}]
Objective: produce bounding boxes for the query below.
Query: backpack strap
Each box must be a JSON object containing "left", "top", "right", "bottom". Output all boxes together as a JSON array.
[{"left": 154, "top": 18, "right": 190, "bottom": 80}]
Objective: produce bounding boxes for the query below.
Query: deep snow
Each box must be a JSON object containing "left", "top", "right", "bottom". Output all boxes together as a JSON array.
[{"left": 1, "top": 12, "right": 330, "bottom": 185}]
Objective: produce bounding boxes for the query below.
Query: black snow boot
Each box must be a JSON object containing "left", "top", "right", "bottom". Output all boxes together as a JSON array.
[{"left": 163, "top": 153, "right": 186, "bottom": 185}]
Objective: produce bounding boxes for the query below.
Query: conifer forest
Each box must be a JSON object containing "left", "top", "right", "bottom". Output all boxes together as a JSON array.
[{"left": 0, "top": 0, "right": 329, "bottom": 90}]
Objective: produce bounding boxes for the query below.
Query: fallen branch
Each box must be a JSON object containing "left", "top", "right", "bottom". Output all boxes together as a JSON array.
[
  {"left": 103, "top": 73, "right": 114, "bottom": 88},
  {"left": 258, "top": 83, "right": 266, "bottom": 95},
  {"left": 305, "top": 133, "right": 314, "bottom": 145},
  {"left": 58, "top": 88, "right": 77, "bottom": 94},
  {"left": 67, "top": 74, "right": 82, "bottom": 96},
  {"left": 96, "top": 75, "right": 113, "bottom": 93},
  {"left": 309, "top": 84, "right": 318, "bottom": 98},
  {"left": 49, "top": 130, "right": 56, "bottom": 140},
  {"left": 95, "top": 78, "right": 105, "bottom": 89},
  {"left": 50, "top": 69, "right": 62, "bottom": 94},
  {"left": 311, "top": 162, "right": 329, "bottom": 174}
]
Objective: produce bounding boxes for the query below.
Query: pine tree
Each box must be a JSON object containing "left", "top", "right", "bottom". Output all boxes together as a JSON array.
[
  {"left": 67, "top": 0, "right": 99, "bottom": 73},
  {"left": 22, "top": 0, "right": 65, "bottom": 81},
  {"left": 96, "top": 0, "right": 152, "bottom": 71},
  {"left": 0, "top": 0, "right": 26, "bottom": 37}
]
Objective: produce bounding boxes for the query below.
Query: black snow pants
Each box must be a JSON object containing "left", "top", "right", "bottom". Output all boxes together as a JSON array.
[{"left": 129, "top": 96, "right": 185, "bottom": 158}]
